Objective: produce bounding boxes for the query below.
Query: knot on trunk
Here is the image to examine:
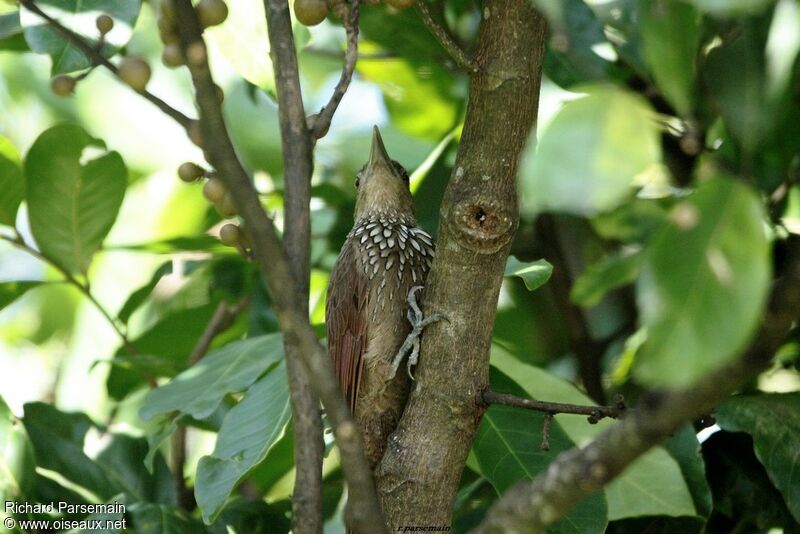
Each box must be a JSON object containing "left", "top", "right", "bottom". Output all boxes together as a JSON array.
[{"left": 447, "top": 200, "right": 516, "bottom": 254}]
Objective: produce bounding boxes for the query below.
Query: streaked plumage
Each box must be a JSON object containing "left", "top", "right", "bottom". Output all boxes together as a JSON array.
[{"left": 326, "top": 127, "right": 434, "bottom": 467}]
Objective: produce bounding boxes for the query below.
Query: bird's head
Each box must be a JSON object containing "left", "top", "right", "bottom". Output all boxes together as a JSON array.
[{"left": 354, "top": 126, "right": 414, "bottom": 221}]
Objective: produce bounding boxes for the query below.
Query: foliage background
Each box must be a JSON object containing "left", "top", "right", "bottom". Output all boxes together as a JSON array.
[{"left": 0, "top": 0, "right": 799, "bottom": 532}]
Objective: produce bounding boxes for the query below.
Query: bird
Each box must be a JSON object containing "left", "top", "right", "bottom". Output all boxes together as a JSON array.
[{"left": 326, "top": 126, "right": 436, "bottom": 468}]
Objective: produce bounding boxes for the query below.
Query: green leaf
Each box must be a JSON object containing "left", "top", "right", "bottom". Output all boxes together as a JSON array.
[
  {"left": 25, "top": 124, "right": 127, "bottom": 275},
  {"left": 703, "top": 17, "right": 770, "bottom": 155},
  {"left": 687, "top": 0, "right": 775, "bottom": 17},
  {"left": 605, "top": 448, "right": 696, "bottom": 520},
  {"left": 109, "top": 235, "right": 230, "bottom": 254},
  {"left": 127, "top": 503, "right": 207, "bottom": 534},
  {"left": 204, "top": 0, "right": 274, "bottom": 96},
  {"left": 716, "top": 393, "right": 800, "bottom": 522},
  {"left": 0, "top": 396, "right": 35, "bottom": 505},
  {"left": 195, "top": 362, "right": 291, "bottom": 523},
  {"left": 20, "top": 0, "right": 141, "bottom": 74},
  {"left": 139, "top": 334, "right": 284, "bottom": 421},
  {"left": 570, "top": 250, "right": 641, "bottom": 307},
  {"left": 473, "top": 368, "right": 608, "bottom": 533},
  {"left": 0, "top": 12, "right": 22, "bottom": 40},
  {"left": 0, "top": 136, "right": 24, "bottom": 227},
  {"left": 0, "top": 281, "right": 45, "bottom": 312},
  {"left": 22, "top": 402, "right": 117, "bottom": 500},
  {"left": 640, "top": 0, "right": 701, "bottom": 117},
  {"left": 520, "top": 86, "right": 661, "bottom": 216},
  {"left": 504, "top": 256, "right": 553, "bottom": 291},
  {"left": 664, "top": 425, "right": 712, "bottom": 517},
  {"left": 490, "top": 352, "right": 700, "bottom": 520},
  {"left": 635, "top": 177, "right": 771, "bottom": 386}
]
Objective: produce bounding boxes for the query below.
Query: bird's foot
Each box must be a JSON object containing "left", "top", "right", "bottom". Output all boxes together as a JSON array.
[{"left": 389, "top": 286, "right": 448, "bottom": 380}]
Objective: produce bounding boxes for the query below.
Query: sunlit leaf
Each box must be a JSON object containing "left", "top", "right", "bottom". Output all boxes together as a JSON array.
[
  {"left": 635, "top": 177, "right": 770, "bottom": 386},
  {"left": 0, "top": 396, "right": 35, "bottom": 506},
  {"left": 716, "top": 393, "right": 800, "bottom": 522},
  {"left": 195, "top": 362, "right": 291, "bottom": 523},
  {"left": 0, "top": 281, "right": 45, "bottom": 312},
  {"left": 520, "top": 86, "right": 661, "bottom": 216},
  {"left": 20, "top": 0, "right": 141, "bottom": 74},
  {"left": 117, "top": 261, "right": 173, "bottom": 324},
  {"left": 504, "top": 256, "right": 553, "bottom": 291},
  {"left": 473, "top": 368, "right": 608, "bottom": 533},
  {"left": 0, "top": 136, "right": 24, "bottom": 227},
  {"left": 640, "top": 0, "right": 701, "bottom": 116},
  {"left": 25, "top": 124, "right": 127, "bottom": 275},
  {"left": 139, "top": 334, "right": 284, "bottom": 421}
]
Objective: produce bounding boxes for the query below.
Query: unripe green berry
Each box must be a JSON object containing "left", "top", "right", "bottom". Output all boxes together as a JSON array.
[
  {"left": 178, "top": 162, "right": 204, "bottom": 182},
  {"left": 203, "top": 177, "right": 227, "bottom": 203},
  {"left": 96, "top": 14, "right": 114, "bottom": 35},
  {"left": 118, "top": 58, "right": 151, "bottom": 92},
  {"left": 219, "top": 223, "right": 241, "bottom": 246},
  {"left": 196, "top": 0, "right": 229, "bottom": 28},
  {"left": 51, "top": 75, "right": 76, "bottom": 96}
]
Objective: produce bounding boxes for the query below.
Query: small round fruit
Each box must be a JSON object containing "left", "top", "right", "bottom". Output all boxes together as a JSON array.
[
  {"left": 118, "top": 58, "right": 151, "bottom": 92},
  {"left": 386, "top": 0, "right": 416, "bottom": 7},
  {"left": 294, "top": 0, "right": 328, "bottom": 26},
  {"left": 203, "top": 178, "right": 227, "bottom": 203},
  {"left": 196, "top": 0, "right": 229, "bottom": 28},
  {"left": 187, "top": 121, "right": 203, "bottom": 147},
  {"left": 216, "top": 194, "right": 237, "bottom": 217},
  {"left": 96, "top": 14, "right": 114, "bottom": 35},
  {"left": 186, "top": 42, "right": 207, "bottom": 67},
  {"left": 51, "top": 75, "right": 76, "bottom": 96},
  {"left": 178, "top": 162, "right": 204, "bottom": 182},
  {"left": 219, "top": 223, "right": 241, "bottom": 246},
  {"left": 162, "top": 44, "right": 185, "bottom": 67}
]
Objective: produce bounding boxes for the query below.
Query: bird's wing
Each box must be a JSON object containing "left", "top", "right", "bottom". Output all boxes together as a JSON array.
[{"left": 326, "top": 241, "right": 369, "bottom": 414}]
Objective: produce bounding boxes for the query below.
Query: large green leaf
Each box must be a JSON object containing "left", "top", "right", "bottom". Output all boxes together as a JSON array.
[
  {"left": 0, "top": 396, "right": 35, "bottom": 508},
  {"left": 0, "top": 136, "right": 24, "bottom": 227},
  {"left": 25, "top": 124, "right": 127, "bottom": 275},
  {"left": 640, "top": 0, "right": 701, "bottom": 117},
  {"left": 473, "top": 368, "right": 608, "bottom": 533},
  {"left": 490, "top": 352, "right": 699, "bottom": 520},
  {"left": 127, "top": 503, "right": 207, "bottom": 533},
  {"left": 20, "top": 0, "right": 141, "bottom": 74},
  {"left": 0, "top": 281, "right": 45, "bottom": 312},
  {"left": 117, "top": 261, "right": 173, "bottom": 324},
  {"left": 195, "top": 362, "right": 291, "bottom": 523},
  {"left": 520, "top": 86, "right": 661, "bottom": 216},
  {"left": 664, "top": 425, "right": 712, "bottom": 517},
  {"left": 716, "top": 393, "right": 800, "bottom": 522},
  {"left": 570, "top": 250, "right": 642, "bottom": 307},
  {"left": 504, "top": 256, "right": 553, "bottom": 292},
  {"left": 139, "top": 334, "right": 284, "bottom": 421},
  {"left": 635, "top": 177, "right": 770, "bottom": 386},
  {"left": 204, "top": 0, "right": 274, "bottom": 96}
]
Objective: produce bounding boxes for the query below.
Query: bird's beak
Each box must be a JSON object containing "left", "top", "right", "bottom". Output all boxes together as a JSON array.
[{"left": 367, "top": 126, "right": 393, "bottom": 172}]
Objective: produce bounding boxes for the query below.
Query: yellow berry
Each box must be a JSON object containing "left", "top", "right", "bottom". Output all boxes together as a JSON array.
[
  {"left": 51, "top": 75, "right": 76, "bottom": 96},
  {"left": 96, "top": 14, "right": 114, "bottom": 35},
  {"left": 196, "top": 0, "right": 229, "bottom": 28},
  {"left": 118, "top": 58, "right": 151, "bottom": 92},
  {"left": 219, "top": 223, "right": 241, "bottom": 246},
  {"left": 162, "top": 44, "right": 185, "bottom": 67},
  {"left": 294, "top": 0, "right": 328, "bottom": 26},
  {"left": 216, "top": 194, "right": 237, "bottom": 217},
  {"left": 178, "top": 162, "right": 204, "bottom": 182},
  {"left": 203, "top": 178, "right": 227, "bottom": 203}
]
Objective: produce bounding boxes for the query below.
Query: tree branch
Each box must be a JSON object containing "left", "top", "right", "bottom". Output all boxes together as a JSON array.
[
  {"left": 481, "top": 390, "right": 625, "bottom": 423},
  {"left": 309, "top": 0, "right": 360, "bottom": 141},
  {"left": 262, "top": 0, "right": 324, "bottom": 530},
  {"left": 169, "top": 1, "right": 385, "bottom": 530},
  {"left": 18, "top": 0, "right": 193, "bottom": 129},
  {"left": 415, "top": 0, "right": 478, "bottom": 73},
  {"left": 475, "top": 237, "right": 800, "bottom": 533}
]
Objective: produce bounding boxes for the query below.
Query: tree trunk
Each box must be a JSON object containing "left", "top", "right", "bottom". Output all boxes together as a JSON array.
[{"left": 375, "top": 1, "right": 548, "bottom": 527}]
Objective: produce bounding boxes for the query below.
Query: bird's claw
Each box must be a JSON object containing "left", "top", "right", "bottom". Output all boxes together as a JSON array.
[{"left": 389, "top": 286, "right": 448, "bottom": 381}]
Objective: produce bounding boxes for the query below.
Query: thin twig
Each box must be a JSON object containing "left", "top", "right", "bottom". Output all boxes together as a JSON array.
[
  {"left": 415, "top": 0, "right": 478, "bottom": 74},
  {"left": 310, "top": 0, "right": 361, "bottom": 141},
  {"left": 540, "top": 413, "right": 552, "bottom": 451},
  {"left": 481, "top": 389, "right": 624, "bottom": 423},
  {"left": 18, "top": 0, "right": 193, "bottom": 129}
]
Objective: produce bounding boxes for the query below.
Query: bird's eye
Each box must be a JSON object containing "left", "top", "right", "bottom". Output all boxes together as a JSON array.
[{"left": 355, "top": 174, "right": 361, "bottom": 188}]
